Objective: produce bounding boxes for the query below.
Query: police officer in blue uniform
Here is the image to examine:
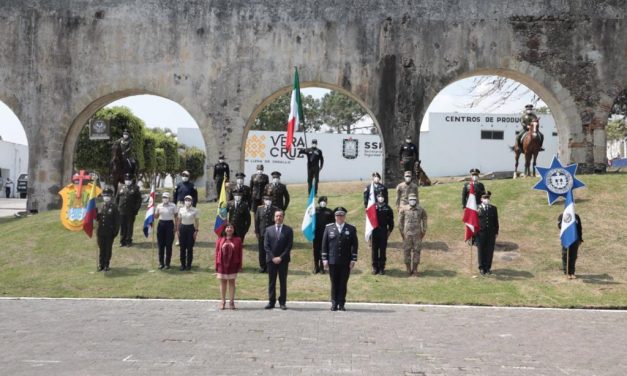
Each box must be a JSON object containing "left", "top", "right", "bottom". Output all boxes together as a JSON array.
[
  {"left": 322, "top": 207, "right": 358, "bottom": 311},
  {"left": 371, "top": 192, "right": 394, "bottom": 275},
  {"left": 213, "top": 155, "right": 230, "bottom": 199},
  {"left": 363, "top": 172, "right": 388, "bottom": 207},
  {"left": 476, "top": 191, "right": 499, "bottom": 275},
  {"left": 399, "top": 135, "right": 418, "bottom": 175},
  {"left": 97, "top": 188, "right": 120, "bottom": 271},
  {"left": 298, "top": 139, "right": 324, "bottom": 195},
  {"left": 313, "top": 196, "right": 334, "bottom": 274},
  {"left": 174, "top": 170, "right": 198, "bottom": 207}
]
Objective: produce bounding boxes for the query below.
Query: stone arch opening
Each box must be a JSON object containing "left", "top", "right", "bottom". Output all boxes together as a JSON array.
[
  {"left": 606, "top": 88, "right": 627, "bottom": 165},
  {"left": 241, "top": 82, "right": 384, "bottom": 185},
  {"left": 0, "top": 99, "right": 29, "bottom": 198},
  {"left": 63, "top": 91, "right": 208, "bottom": 191}
]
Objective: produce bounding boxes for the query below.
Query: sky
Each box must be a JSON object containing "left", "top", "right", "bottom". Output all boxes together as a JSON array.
[{"left": 0, "top": 76, "right": 545, "bottom": 145}]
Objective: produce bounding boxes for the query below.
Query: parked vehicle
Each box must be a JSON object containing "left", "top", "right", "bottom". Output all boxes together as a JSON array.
[{"left": 17, "top": 173, "right": 28, "bottom": 198}]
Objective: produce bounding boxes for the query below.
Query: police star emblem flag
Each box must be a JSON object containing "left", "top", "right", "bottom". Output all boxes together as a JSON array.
[{"left": 533, "top": 155, "right": 585, "bottom": 205}]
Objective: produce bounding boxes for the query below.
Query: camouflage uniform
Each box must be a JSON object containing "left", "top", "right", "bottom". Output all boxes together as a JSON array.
[
  {"left": 396, "top": 175, "right": 419, "bottom": 210},
  {"left": 399, "top": 199, "right": 427, "bottom": 274}
]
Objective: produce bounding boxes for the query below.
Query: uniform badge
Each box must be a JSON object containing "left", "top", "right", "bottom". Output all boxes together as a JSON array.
[
  {"left": 345, "top": 231, "right": 350, "bottom": 235},
  {"left": 342, "top": 138, "right": 359, "bottom": 159}
]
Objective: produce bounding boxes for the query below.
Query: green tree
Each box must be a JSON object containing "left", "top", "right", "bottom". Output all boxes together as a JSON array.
[
  {"left": 179, "top": 147, "right": 206, "bottom": 181},
  {"left": 254, "top": 93, "right": 322, "bottom": 131},
  {"left": 141, "top": 133, "right": 158, "bottom": 186},
  {"left": 320, "top": 91, "right": 367, "bottom": 134},
  {"left": 74, "top": 106, "right": 145, "bottom": 183},
  {"left": 606, "top": 118, "right": 627, "bottom": 141}
]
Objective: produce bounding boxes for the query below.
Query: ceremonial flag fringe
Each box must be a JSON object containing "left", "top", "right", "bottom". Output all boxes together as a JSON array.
[
  {"left": 143, "top": 184, "right": 156, "bottom": 238},
  {"left": 301, "top": 180, "right": 316, "bottom": 242},
  {"left": 462, "top": 182, "right": 480, "bottom": 242},
  {"left": 213, "top": 179, "right": 228, "bottom": 235},
  {"left": 364, "top": 182, "right": 379, "bottom": 241},
  {"left": 560, "top": 190, "right": 579, "bottom": 248},
  {"left": 286, "top": 67, "right": 304, "bottom": 152},
  {"left": 82, "top": 179, "right": 98, "bottom": 238}
]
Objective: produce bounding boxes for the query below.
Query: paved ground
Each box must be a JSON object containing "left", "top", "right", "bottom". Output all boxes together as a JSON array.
[
  {"left": 1, "top": 298, "right": 626, "bottom": 375},
  {"left": 0, "top": 197, "right": 26, "bottom": 218}
]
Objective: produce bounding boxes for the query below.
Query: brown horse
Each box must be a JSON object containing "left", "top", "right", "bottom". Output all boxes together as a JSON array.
[
  {"left": 513, "top": 120, "right": 542, "bottom": 178},
  {"left": 109, "top": 141, "right": 136, "bottom": 196}
]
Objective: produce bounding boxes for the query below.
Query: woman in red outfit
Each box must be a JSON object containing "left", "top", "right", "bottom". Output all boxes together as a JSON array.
[{"left": 215, "top": 223, "right": 243, "bottom": 310}]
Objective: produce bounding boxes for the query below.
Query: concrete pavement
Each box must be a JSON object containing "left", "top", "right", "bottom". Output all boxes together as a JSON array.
[
  {"left": 1, "top": 298, "right": 626, "bottom": 375},
  {"left": 0, "top": 197, "right": 26, "bottom": 218}
]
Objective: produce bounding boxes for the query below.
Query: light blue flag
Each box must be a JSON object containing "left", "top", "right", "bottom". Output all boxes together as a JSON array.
[
  {"left": 560, "top": 190, "right": 578, "bottom": 248},
  {"left": 301, "top": 180, "right": 316, "bottom": 242}
]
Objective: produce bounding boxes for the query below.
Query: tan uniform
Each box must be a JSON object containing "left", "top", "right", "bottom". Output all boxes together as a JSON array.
[
  {"left": 395, "top": 181, "right": 419, "bottom": 210},
  {"left": 399, "top": 205, "right": 428, "bottom": 265}
]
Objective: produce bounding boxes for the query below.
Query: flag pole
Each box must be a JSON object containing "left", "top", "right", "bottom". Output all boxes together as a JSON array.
[
  {"left": 149, "top": 179, "right": 156, "bottom": 273},
  {"left": 469, "top": 243, "right": 473, "bottom": 274}
]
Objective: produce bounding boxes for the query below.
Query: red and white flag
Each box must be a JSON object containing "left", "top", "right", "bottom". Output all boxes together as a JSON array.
[
  {"left": 364, "top": 183, "right": 379, "bottom": 241},
  {"left": 286, "top": 67, "right": 304, "bottom": 152},
  {"left": 462, "top": 182, "right": 480, "bottom": 242}
]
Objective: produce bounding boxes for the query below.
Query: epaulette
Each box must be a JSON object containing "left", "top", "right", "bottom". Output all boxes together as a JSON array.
[{"left": 326, "top": 223, "right": 335, "bottom": 227}]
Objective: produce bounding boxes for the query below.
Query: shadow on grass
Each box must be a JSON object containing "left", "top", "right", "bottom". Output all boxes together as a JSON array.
[
  {"left": 423, "top": 241, "right": 450, "bottom": 252},
  {"left": 127, "top": 241, "right": 214, "bottom": 250},
  {"left": 493, "top": 269, "right": 534, "bottom": 280},
  {"left": 382, "top": 268, "right": 456, "bottom": 278},
  {"left": 579, "top": 273, "right": 620, "bottom": 285},
  {"left": 103, "top": 267, "right": 146, "bottom": 278},
  {"left": 495, "top": 241, "right": 519, "bottom": 252}
]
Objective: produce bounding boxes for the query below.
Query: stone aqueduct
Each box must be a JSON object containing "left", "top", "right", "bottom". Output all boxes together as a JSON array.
[{"left": 0, "top": 0, "right": 624, "bottom": 211}]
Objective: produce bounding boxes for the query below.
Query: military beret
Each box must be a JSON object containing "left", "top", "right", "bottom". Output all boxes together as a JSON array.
[
  {"left": 318, "top": 196, "right": 328, "bottom": 203},
  {"left": 256, "top": 164, "right": 264, "bottom": 170},
  {"left": 469, "top": 168, "right": 480, "bottom": 175},
  {"left": 372, "top": 172, "right": 381, "bottom": 178},
  {"left": 408, "top": 193, "right": 417, "bottom": 200},
  {"left": 404, "top": 171, "right": 413, "bottom": 177},
  {"left": 334, "top": 206, "right": 347, "bottom": 215},
  {"left": 271, "top": 171, "right": 282, "bottom": 177},
  {"left": 102, "top": 188, "right": 113, "bottom": 196},
  {"left": 482, "top": 191, "right": 492, "bottom": 198},
  {"left": 235, "top": 172, "right": 246, "bottom": 178}
]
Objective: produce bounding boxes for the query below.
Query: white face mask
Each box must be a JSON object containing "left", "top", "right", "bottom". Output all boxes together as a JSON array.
[
  {"left": 481, "top": 199, "right": 490, "bottom": 205},
  {"left": 404, "top": 177, "right": 412, "bottom": 183},
  {"left": 264, "top": 200, "right": 272, "bottom": 206},
  {"left": 236, "top": 178, "right": 243, "bottom": 185},
  {"left": 123, "top": 134, "right": 129, "bottom": 139},
  {"left": 125, "top": 180, "right": 132, "bottom": 186},
  {"left": 405, "top": 139, "right": 411, "bottom": 143},
  {"left": 373, "top": 177, "right": 380, "bottom": 184},
  {"left": 377, "top": 196, "right": 385, "bottom": 203},
  {"left": 526, "top": 109, "right": 532, "bottom": 114},
  {"left": 182, "top": 177, "right": 189, "bottom": 182},
  {"left": 319, "top": 201, "right": 327, "bottom": 208},
  {"left": 234, "top": 196, "right": 241, "bottom": 202},
  {"left": 184, "top": 201, "right": 192, "bottom": 207},
  {"left": 257, "top": 170, "right": 263, "bottom": 175},
  {"left": 471, "top": 175, "right": 477, "bottom": 182},
  {"left": 272, "top": 178, "right": 279, "bottom": 184},
  {"left": 409, "top": 200, "right": 417, "bottom": 206},
  {"left": 162, "top": 198, "right": 169, "bottom": 204},
  {"left": 219, "top": 159, "right": 224, "bottom": 163},
  {"left": 103, "top": 196, "right": 111, "bottom": 203}
]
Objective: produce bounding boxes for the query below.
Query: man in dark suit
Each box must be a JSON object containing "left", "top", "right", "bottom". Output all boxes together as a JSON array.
[
  {"left": 263, "top": 210, "right": 293, "bottom": 310},
  {"left": 558, "top": 212, "right": 583, "bottom": 279},
  {"left": 255, "top": 195, "right": 278, "bottom": 273},
  {"left": 461, "top": 168, "right": 486, "bottom": 209},
  {"left": 322, "top": 207, "right": 358, "bottom": 311},
  {"left": 476, "top": 191, "right": 499, "bottom": 275}
]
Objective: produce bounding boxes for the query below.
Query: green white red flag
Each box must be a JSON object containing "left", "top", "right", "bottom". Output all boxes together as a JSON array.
[{"left": 286, "top": 67, "right": 304, "bottom": 152}]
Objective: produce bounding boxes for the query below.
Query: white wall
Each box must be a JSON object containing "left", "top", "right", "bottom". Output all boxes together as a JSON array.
[
  {"left": 176, "top": 127, "right": 207, "bottom": 188},
  {"left": 420, "top": 112, "right": 558, "bottom": 177},
  {"left": 0, "top": 139, "right": 28, "bottom": 183}
]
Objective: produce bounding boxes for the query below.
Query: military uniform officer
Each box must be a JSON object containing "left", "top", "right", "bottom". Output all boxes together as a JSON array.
[
  {"left": 213, "top": 155, "right": 230, "bottom": 199},
  {"left": 517, "top": 104, "right": 544, "bottom": 151},
  {"left": 461, "top": 168, "right": 486, "bottom": 209},
  {"left": 115, "top": 173, "right": 142, "bottom": 247},
  {"left": 399, "top": 194, "right": 428, "bottom": 276},
  {"left": 476, "top": 191, "right": 499, "bottom": 275},
  {"left": 174, "top": 170, "right": 198, "bottom": 207},
  {"left": 255, "top": 195, "right": 279, "bottom": 273},
  {"left": 227, "top": 189, "right": 251, "bottom": 242},
  {"left": 399, "top": 135, "right": 418, "bottom": 176},
  {"left": 313, "top": 196, "right": 335, "bottom": 274},
  {"left": 227, "top": 172, "right": 252, "bottom": 207},
  {"left": 396, "top": 170, "right": 419, "bottom": 210},
  {"left": 265, "top": 171, "right": 290, "bottom": 211},
  {"left": 363, "top": 172, "right": 388, "bottom": 207},
  {"left": 322, "top": 207, "right": 358, "bottom": 311},
  {"left": 97, "top": 188, "right": 120, "bottom": 271},
  {"left": 371, "top": 192, "right": 394, "bottom": 275},
  {"left": 249, "top": 164, "right": 269, "bottom": 214},
  {"left": 297, "top": 139, "right": 324, "bottom": 195}
]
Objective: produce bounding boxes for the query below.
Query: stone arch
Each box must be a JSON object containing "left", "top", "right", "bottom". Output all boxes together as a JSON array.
[
  {"left": 423, "top": 64, "right": 580, "bottom": 164},
  {"left": 240, "top": 81, "right": 385, "bottom": 176},
  {"left": 62, "top": 89, "right": 215, "bottom": 185}
]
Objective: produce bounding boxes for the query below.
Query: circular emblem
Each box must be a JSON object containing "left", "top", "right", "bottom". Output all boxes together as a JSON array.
[
  {"left": 563, "top": 213, "right": 573, "bottom": 224},
  {"left": 545, "top": 168, "right": 573, "bottom": 194}
]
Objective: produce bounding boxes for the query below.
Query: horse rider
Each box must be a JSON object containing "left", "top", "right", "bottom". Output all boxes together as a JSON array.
[
  {"left": 114, "top": 129, "right": 136, "bottom": 174},
  {"left": 517, "top": 104, "right": 544, "bottom": 151},
  {"left": 399, "top": 135, "right": 418, "bottom": 179}
]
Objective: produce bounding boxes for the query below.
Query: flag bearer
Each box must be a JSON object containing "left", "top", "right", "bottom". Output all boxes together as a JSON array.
[
  {"left": 557, "top": 212, "right": 583, "bottom": 279},
  {"left": 371, "top": 192, "right": 394, "bottom": 275}
]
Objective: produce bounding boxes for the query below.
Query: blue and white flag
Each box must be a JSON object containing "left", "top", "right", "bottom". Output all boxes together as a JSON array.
[
  {"left": 143, "top": 184, "right": 156, "bottom": 238},
  {"left": 560, "top": 190, "right": 578, "bottom": 248},
  {"left": 301, "top": 180, "right": 316, "bottom": 242}
]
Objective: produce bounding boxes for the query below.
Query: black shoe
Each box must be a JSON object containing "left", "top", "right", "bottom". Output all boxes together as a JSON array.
[
  {"left": 104, "top": 266, "right": 110, "bottom": 271},
  {"left": 264, "top": 303, "right": 275, "bottom": 309},
  {"left": 186, "top": 266, "right": 192, "bottom": 271},
  {"left": 259, "top": 268, "right": 267, "bottom": 273},
  {"left": 480, "top": 270, "right": 486, "bottom": 275},
  {"left": 158, "top": 264, "right": 165, "bottom": 270},
  {"left": 313, "top": 269, "right": 319, "bottom": 274},
  {"left": 486, "top": 270, "right": 492, "bottom": 275},
  {"left": 165, "top": 265, "right": 171, "bottom": 270},
  {"left": 379, "top": 269, "right": 386, "bottom": 275},
  {"left": 97, "top": 266, "right": 104, "bottom": 272},
  {"left": 540, "top": 148, "right": 545, "bottom": 151},
  {"left": 279, "top": 304, "right": 287, "bottom": 310},
  {"left": 330, "top": 305, "right": 338, "bottom": 311},
  {"left": 127, "top": 241, "right": 133, "bottom": 247},
  {"left": 180, "top": 266, "right": 186, "bottom": 271},
  {"left": 119, "top": 243, "right": 126, "bottom": 248},
  {"left": 371, "top": 268, "right": 379, "bottom": 275},
  {"left": 338, "top": 305, "right": 346, "bottom": 311}
]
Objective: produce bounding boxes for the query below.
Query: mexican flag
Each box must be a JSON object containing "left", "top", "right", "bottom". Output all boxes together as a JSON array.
[{"left": 286, "top": 67, "right": 304, "bottom": 152}]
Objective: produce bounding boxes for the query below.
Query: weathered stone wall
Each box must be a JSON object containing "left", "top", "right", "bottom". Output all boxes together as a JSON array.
[{"left": 0, "top": 0, "right": 624, "bottom": 210}]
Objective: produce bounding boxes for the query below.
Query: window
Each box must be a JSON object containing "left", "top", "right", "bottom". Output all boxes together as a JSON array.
[{"left": 481, "top": 130, "right": 504, "bottom": 140}]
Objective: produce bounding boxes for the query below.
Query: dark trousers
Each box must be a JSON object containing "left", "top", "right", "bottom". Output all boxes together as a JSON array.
[
  {"left": 215, "top": 177, "right": 224, "bottom": 199},
  {"left": 329, "top": 264, "right": 351, "bottom": 307},
  {"left": 307, "top": 167, "right": 320, "bottom": 195},
  {"left": 476, "top": 234, "right": 496, "bottom": 272},
  {"left": 119, "top": 214, "right": 134, "bottom": 245},
  {"left": 312, "top": 237, "right": 323, "bottom": 272},
  {"left": 157, "top": 220, "right": 174, "bottom": 266},
  {"left": 5, "top": 187, "right": 9, "bottom": 198},
  {"left": 562, "top": 241, "right": 580, "bottom": 275},
  {"left": 267, "top": 261, "right": 289, "bottom": 305},
  {"left": 97, "top": 232, "right": 114, "bottom": 268},
  {"left": 257, "top": 236, "right": 267, "bottom": 271},
  {"left": 179, "top": 224, "right": 195, "bottom": 268},
  {"left": 371, "top": 228, "right": 388, "bottom": 271},
  {"left": 401, "top": 158, "right": 415, "bottom": 174}
]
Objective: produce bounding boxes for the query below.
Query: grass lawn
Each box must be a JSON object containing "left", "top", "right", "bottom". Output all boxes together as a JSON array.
[{"left": 1, "top": 173, "right": 626, "bottom": 308}]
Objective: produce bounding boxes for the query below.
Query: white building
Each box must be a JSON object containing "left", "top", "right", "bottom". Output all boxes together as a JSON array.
[
  {"left": 0, "top": 139, "right": 28, "bottom": 188},
  {"left": 420, "top": 112, "right": 558, "bottom": 177},
  {"left": 176, "top": 127, "right": 208, "bottom": 188}
]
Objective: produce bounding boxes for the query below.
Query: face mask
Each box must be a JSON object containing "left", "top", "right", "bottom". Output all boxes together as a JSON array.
[
  {"left": 123, "top": 134, "right": 129, "bottom": 139},
  {"left": 264, "top": 200, "right": 272, "bottom": 206},
  {"left": 257, "top": 170, "right": 263, "bottom": 175},
  {"left": 272, "top": 178, "right": 279, "bottom": 184},
  {"left": 526, "top": 109, "right": 532, "bottom": 114},
  {"left": 219, "top": 159, "right": 224, "bottom": 163},
  {"left": 409, "top": 200, "right": 417, "bottom": 206},
  {"left": 125, "top": 180, "right": 132, "bottom": 186},
  {"left": 182, "top": 177, "right": 189, "bottom": 182},
  {"left": 373, "top": 177, "right": 380, "bottom": 184},
  {"left": 405, "top": 139, "right": 411, "bottom": 143},
  {"left": 312, "top": 145, "right": 317, "bottom": 149},
  {"left": 377, "top": 197, "right": 385, "bottom": 203},
  {"left": 185, "top": 201, "right": 192, "bottom": 207},
  {"left": 319, "top": 201, "right": 327, "bottom": 208},
  {"left": 162, "top": 198, "right": 169, "bottom": 204},
  {"left": 481, "top": 199, "right": 490, "bottom": 205},
  {"left": 234, "top": 196, "right": 241, "bottom": 202},
  {"left": 103, "top": 196, "right": 111, "bottom": 203},
  {"left": 404, "top": 177, "right": 411, "bottom": 183},
  {"left": 236, "top": 178, "right": 243, "bottom": 185},
  {"left": 471, "top": 175, "right": 477, "bottom": 182}
]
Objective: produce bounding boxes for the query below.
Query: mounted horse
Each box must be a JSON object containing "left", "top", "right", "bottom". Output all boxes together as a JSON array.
[
  {"left": 513, "top": 119, "right": 542, "bottom": 178},
  {"left": 109, "top": 140, "right": 136, "bottom": 196}
]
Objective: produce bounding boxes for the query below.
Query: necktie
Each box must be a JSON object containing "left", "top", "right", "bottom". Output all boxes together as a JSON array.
[{"left": 276, "top": 226, "right": 280, "bottom": 237}]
